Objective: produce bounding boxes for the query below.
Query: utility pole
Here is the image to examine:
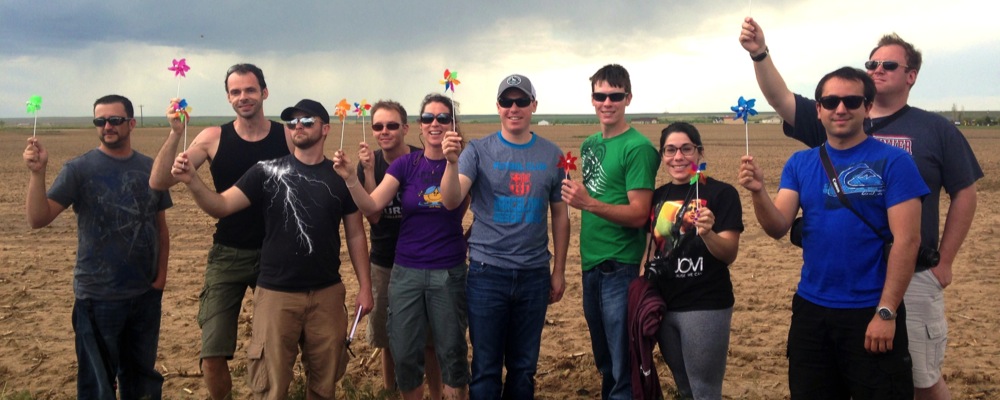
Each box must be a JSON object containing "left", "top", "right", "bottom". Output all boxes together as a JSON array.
[{"left": 139, "top": 104, "right": 144, "bottom": 127}]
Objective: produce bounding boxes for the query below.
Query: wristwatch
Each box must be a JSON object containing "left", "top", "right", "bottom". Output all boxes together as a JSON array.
[{"left": 876, "top": 306, "right": 896, "bottom": 321}]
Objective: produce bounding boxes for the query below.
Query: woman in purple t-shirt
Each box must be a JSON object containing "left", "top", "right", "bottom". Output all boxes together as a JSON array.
[{"left": 333, "top": 93, "right": 470, "bottom": 399}]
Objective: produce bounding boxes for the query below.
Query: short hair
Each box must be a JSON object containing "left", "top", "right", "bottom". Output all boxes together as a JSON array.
[
  {"left": 590, "top": 64, "right": 632, "bottom": 94},
  {"left": 419, "top": 93, "right": 460, "bottom": 133},
  {"left": 370, "top": 100, "right": 407, "bottom": 124},
  {"left": 94, "top": 94, "right": 134, "bottom": 117},
  {"left": 814, "top": 67, "right": 876, "bottom": 104},
  {"left": 659, "top": 122, "right": 703, "bottom": 155},
  {"left": 870, "top": 33, "right": 922, "bottom": 72},
  {"left": 225, "top": 63, "right": 267, "bottom": 91}
]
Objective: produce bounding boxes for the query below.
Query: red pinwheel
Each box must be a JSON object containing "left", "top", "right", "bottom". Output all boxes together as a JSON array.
[{"left": 558, "top": 151, "right": 578, "bottom": 179}]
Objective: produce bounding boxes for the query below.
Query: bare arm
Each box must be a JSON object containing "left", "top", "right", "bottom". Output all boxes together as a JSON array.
[
  {"left": 356, "top": 143, "right": 382, "bottom": 224},
  {"left": 23, "top": 138, "right": 66, "bottom": 228},
  {"left": 332, "top": 150, "right": 399, "bottom": 216},
  {"left": 561, "top": 179, "right": 651, "bottom": 228},
  {"left": 549, "top": 201, "right": 570, "bottom": 304},
  {"left": 933, "top": 183, "right": 977, "bottom": 288},
  {"left": 152, "top": 211, "right": 169, "bottom": 290},
  {"left": 344, "top": 211, "right": 374, "bottom": 316},
  {"left": 149, "top": 122, "right": 219, "bottom": 190},
  {"left": 739, "top": 17, "right": 798, "bottom": 125},
  {"left": 738, "top": 155, "right": 800, "bottom": 238},
  {"left": 440, "top": 130, "right": 473, "bottom": 210},
  {"left": 172, "top": 152, "right": 251, "bottom": 218},
  {"left": 865, "top": 197, "right": 921, "bottom": 353}
]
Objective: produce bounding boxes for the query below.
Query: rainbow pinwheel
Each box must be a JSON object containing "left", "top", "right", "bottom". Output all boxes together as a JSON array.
[
  {"left": 440, "top": 69, "right": 460, "bottom": 93},
  {"left": 168, "top": 58, "right": 191, "bottom": 78},
  {"left": 731, "top": 96, "right": 757, "bottom": 122},
  {"left": 558, "top": 151, "right": 578, "bottom": 179},
  {"left": 173, "top": 99, "right": 192, "bottom": 122},
  {"left": 689, "top": 162, "right": 707, "bottom": 185},
  {"left": 353, "top": 100, "right": 371, "bottom": 117},
  {"left": 731, "top": 96, "right": 758, "bottom": 155}
]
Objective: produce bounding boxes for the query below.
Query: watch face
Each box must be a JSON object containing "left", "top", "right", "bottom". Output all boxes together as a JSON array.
[{"left": 878, "top": 307, "right": 894, "bottom": 320}]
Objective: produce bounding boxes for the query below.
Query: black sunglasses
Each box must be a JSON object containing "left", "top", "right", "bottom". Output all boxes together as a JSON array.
[
  {"left": 818, "top": 95, "right": 867, "bottom": 110},
  {"left": 371, "top": 122, "right": 402, "bottom": 131},
  {"left": 498, "top": 97, "right": 532, "bottom": 108},
  {"left": 592, "top": 92, "right": 628, "bottom": 102},
  {"left": 864, "top": 60, "right": 907, "bottom": 71},
  {"left": 419, "top": 113, "right": 453, "bottom": 124},
  {"left": 285, "top": 117, "right": 316, "bottom": 129},
  {"left": 93, "top": 117, "right": 132, "bottom": 127}
]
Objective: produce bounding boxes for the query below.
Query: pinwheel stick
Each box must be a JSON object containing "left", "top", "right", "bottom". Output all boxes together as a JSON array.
[
  {"left": 32, "top": 114, "right": 37, "bottom": 138},
  {"left": 745, "top": 123, "right": 750, "bottom": 155},
  {"left": 361, "top": 114, "right": 367, "bottom": 145}
]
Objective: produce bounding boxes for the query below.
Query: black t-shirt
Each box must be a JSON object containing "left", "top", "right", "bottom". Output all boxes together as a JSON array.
[
  {"left": 236, "top": 155, "right": 358, "bottom": 292},
  {"left": 648, "top": 178, "right": 743, "bottom": 311}
]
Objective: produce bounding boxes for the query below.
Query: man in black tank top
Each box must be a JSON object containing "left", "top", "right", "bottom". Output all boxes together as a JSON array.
[{"left": 151, "top": 64, "right": 291, "bottom": 400}]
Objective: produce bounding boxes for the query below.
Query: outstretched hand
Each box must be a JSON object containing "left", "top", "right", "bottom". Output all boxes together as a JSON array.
[
  {"left": 357, "top": 142, "right": 374, "bottom": 172},
  {"left": 170, "top": 152, "right": 195, "bottom": 184},
  {"left": 739, "top": 17, "right": 767, "bottom": 56},
  {"left": 331, "top": 149, "right": 359, "bottom": 187}
]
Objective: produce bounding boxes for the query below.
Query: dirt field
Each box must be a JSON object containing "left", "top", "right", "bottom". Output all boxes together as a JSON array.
[{"left": 1, "top": 121, "right": 997, "bottom": 399}]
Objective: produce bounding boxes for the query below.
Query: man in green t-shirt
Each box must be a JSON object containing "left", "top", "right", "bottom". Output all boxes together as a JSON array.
[{"left": 562, "top": 64, "right": 659, "bottom": 400}]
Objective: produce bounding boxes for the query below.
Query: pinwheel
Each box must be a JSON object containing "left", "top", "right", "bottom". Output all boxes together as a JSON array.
[
  {"left": 558, "top": 151, "right": 578, "bottom": 180},
  {"left": 167, "top": 98, "right": 193, "bottom": 150},
  {"left": 731, "top": 96, "right": 758, "bottom": 155},
  {"left": 25, "top": 95, "right": 42, "bottom": 137},
  {"left": 440, "top": 69, "right": 460, "bottom": 93},
  {"left": 335, "top": 99, "right": 351, "bottom": 149},
  {"left": 690, "top": 162, "right": 707, "bottom": 221},
  {"left": 168, "top": 58, "right": 190, "bottom": 77},
  {"left": 353, "top": 100, "right": 372, "bottom": 143}
]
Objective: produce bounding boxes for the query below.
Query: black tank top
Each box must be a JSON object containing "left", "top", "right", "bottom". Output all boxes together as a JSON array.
[{"left": 210, "top": 120, "right": 290, "bottom": 248}]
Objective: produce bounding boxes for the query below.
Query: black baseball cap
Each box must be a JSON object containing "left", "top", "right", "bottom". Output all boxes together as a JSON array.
[{"left": 280, "top": 99, "right": 330, "bottom": 123}]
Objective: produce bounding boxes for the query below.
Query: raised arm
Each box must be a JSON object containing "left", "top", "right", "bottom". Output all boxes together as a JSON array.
[
  {"left": 23, "top": 138, "right": 66, "bottom": 228},
  {"left": 440, "top": 130, "right": 473, "bottom": 210},
  {"left": 738, "top": 155, "right": 800, "bottom": 238},
  {"left": 332, "top": 149, "right": 399, "bottom": 216},
  {"left": 150, "top": 102, "right": 219, "bottom": 190},
  {"left": 171, "top": 152, "right": 251, "bottom": 218},
  {"left": 739, "top": 17, "right": 798, "bottom": 125}
]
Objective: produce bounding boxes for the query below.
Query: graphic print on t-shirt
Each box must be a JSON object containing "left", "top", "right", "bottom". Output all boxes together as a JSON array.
[
  {"left": 582, "top": 142, "right": 607, "bottom": 195},
  {"left": 260, "top": 159, "right": 336, "bottom": 254},
  {"left": 824, "top": 163, "right": 886, "bottom": 197},
  {"left": 419, "top": 185, "right": 443, "bottom": 208}
]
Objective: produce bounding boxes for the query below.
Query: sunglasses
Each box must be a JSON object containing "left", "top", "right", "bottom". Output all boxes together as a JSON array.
[
  {"left": 92, "top": 117, "right": 132, "bottom": 127},
  {"left": 498, "top": 97, "right": 532, "bottom": 108},
  {"left": 371, "top": 122, "right": 401, "bottom": 131},
  {"left": 818, "top": 95, "right": 867, "bottom": 110},
  {"left": 419, "top": 113, "right": 453, "bottom": 124},
  {"left": 662, "top": 144, "right": 701, "bottom": 157},
  {"left": 285, "top": 117, "right": 317, "bottom": 129},
  {"left": 864, "top": 60, "right": 907, "bottom": 71},
  {"left": 592, "top": 92, "right": 628, "bottom": 102}
]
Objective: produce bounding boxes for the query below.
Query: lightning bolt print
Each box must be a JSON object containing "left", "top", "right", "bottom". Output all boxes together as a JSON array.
[{"left": 260, "top": 159, "right": 336, "bottom": 254}]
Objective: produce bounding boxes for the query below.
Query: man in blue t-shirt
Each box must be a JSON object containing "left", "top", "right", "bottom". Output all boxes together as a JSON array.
[
  {"left": 739, "top": 68, "right": 929, "bottom": 399},
  {"left": 740, "top": 19, "right": 983, "bottom": 399},
  {"left": 441, "top": 74, "right": 569, "bottom": 399},
  {"left": 25, "top": 94, "right": 172, "bottom": 399}
]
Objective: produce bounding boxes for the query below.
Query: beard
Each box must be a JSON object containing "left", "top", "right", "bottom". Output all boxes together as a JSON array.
[{"left": 99, "top": 131, "right": 128, "bottom": 149}]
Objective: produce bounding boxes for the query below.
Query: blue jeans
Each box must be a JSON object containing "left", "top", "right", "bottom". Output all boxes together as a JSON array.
[
  {"left": 582, "top": 260, "right": 638, "bottom": 400},
  {"left": 73, "top": 289, "right": 164, "bottom": 400},
  {"left": 466, "top": 261, "right": 550, "bottom": 400}
]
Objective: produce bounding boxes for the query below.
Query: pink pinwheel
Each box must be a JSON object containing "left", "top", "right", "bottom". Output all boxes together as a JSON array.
[
  {"left": 440, "top": 69, "right": 460, "bottom": 93},
  {"left": 168, "top": 58, "right": 191, "bottom": 77},
  {"left": 558, "top": 151, "right": 578, "bottom": 179}
]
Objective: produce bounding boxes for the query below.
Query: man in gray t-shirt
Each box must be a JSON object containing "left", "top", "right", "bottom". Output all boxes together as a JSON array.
[{"left": 440, "top": 74, "right": 569, "bottom": 399}]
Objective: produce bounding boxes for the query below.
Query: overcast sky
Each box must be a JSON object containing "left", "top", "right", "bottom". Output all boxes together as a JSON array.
[{"left": 2, "top": 0, "right": 998, "bottom": 118}]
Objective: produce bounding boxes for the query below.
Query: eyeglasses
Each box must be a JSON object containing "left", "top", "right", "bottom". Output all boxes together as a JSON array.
[
  {"left": 498, "top": 97, "right": 532, "bottom": 108},
  {"left": 662, "top": 144, "right": 701, "bottom": 157},
  {"left": 818, "top": 95, "right": 867, "bottom": 110},
  {"left": 92, "top": 117, "right": 132, "bottom": 127},
  {"left": 592, "top": 92, "right": 628, "bottom": 102},
  {"left": 864, "top": 60, "right": 908, "bottom": 71},
  {"left": 419, "top": 113, "right": 453, "bottom": 124},
  {"left": 285, "top": 117, "right": 316, "bottom": 129},
  {"left": 371, "top": 122, "right": 402, "bottom": 131}
]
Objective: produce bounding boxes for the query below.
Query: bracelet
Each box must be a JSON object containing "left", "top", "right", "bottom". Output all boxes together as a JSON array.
[
  {"left": 751, "top": 47, "right": 769, "bottom": 62},
  {"left": 346, "top": 180, "right": 358, "bottom": 189}
]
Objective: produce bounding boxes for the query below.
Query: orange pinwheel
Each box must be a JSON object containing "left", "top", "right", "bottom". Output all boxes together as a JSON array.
[{"left": 334, "top": 99, "right": 351, "bottom": 122}]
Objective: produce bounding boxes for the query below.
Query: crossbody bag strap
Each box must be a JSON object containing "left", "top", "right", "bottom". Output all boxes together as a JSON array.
[{"left": 819, "top": 144, "right": 893, "bottom": 243}]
